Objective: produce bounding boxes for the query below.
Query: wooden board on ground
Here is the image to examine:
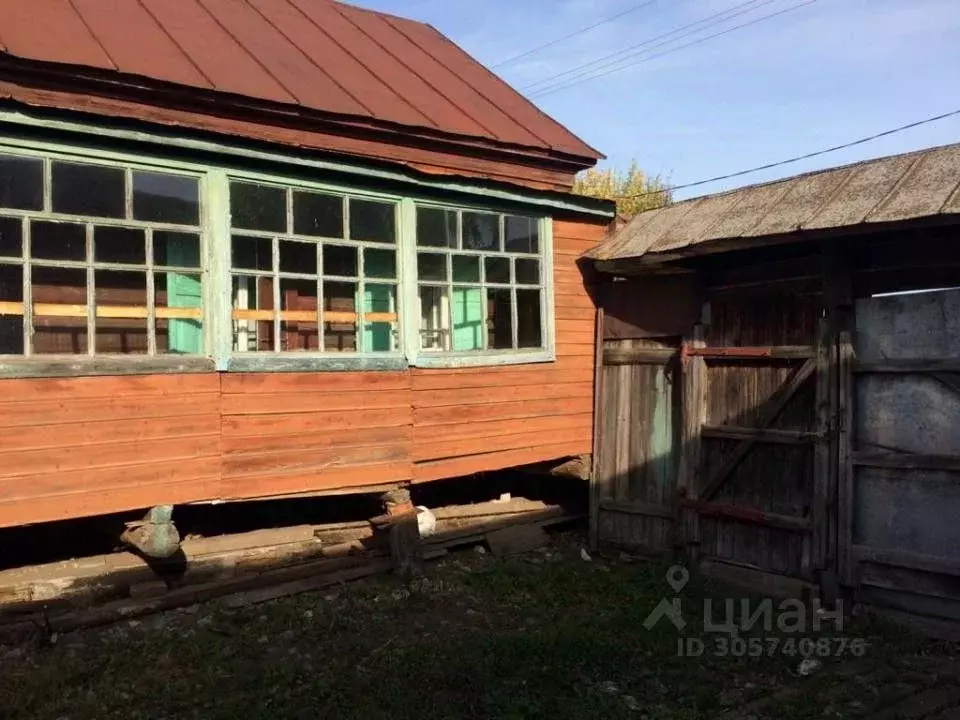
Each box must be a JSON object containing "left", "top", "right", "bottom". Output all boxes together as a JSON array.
[{"left": 485, "top": 524, "right": 549, "bottom": 556}]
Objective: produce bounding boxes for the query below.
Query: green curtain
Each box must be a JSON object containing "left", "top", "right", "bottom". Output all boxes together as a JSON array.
[
  {"left": 452, "top": 287, "right": 483, "bottom": 351},
  {"left": 165, "top": 238, "right": 202, "bottom": 354}
]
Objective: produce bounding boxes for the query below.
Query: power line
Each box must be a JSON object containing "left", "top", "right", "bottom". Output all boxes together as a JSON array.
[
  {"left": 520, "top": 0, "right": 773, "bottom": 93},
  {"left": 492, "top": 0, "right": 659, "bottom": 69},
  {"left": 530, "top": 0, "right": 815, "bottom": 99},
  {"left": 614, "top": 109, "right": 960, "bottom": 200}
]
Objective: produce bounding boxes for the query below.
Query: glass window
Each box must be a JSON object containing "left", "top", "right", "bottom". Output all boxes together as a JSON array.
[
  {"left": 0, "top": 155, "right": 43, "bottom": 211},
  {"left": 415, "top": 206, "right": 546, "bottom": 355},
  {"left": 229, "top": 182, "right": 399, "bottom": 354},
  {"left": 0, "top": 152, "right": 205, "bottom": 358},
  {"left": 51, "top": 161, "right": 125, "bottom": 218},
  {"left": 230, "top": 182, "right": 286, "bottom": 232},
  {"left": 132, "top": 171, "right": 200, "bottom": 225}
]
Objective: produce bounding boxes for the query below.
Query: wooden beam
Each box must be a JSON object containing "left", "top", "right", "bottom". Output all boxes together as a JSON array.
[
  {"left": 701, "top": 425, "right": 818, "bottom": 444},
  {"left": 231, "top": 309, "right": 397, "bottom": 323},
  {"left": 684, "top": 499, "right": 812, "bottom": 533},
  {"left": 0, "top": 301, "right": 202, "bottom": 320},
  {"left": 602, "top": 346, "right": 677, "bottom": 365},
  {"left": 854, "top": 544, "right": 960, "bottom": 578},
  {"left": 589, "top": 307, "right": 604, "bottom": 552},
  {"left": 678, "top": 323, "right": 707, "bottom": 557},
  {"left": 837, "top": 330, "right": 855, "bottom": 586},
  {"left": 688, "top": 345, "right": 816, "bottom": 360},
  {"left": 700, "top": 358, "right": 817, "bottom": 501},
  {"left": 599, "top": 499, "right": 674, "bottom": 520},
  {"left": 856, "top": 359, "right": 960, "bottom": 374},
  {"left": 851, "top": 452, "right": 960, "bottom": 472},
  {"left": 813, "top": 316, "right": 831, "bottom": 576}
]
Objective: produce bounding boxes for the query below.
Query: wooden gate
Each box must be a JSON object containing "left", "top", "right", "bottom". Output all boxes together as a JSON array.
[
  {"left": 841, "top": 289, "right": 960, "bottom": 619},
  {"left": 592, "top": 336, "right": 679, "bottom": 555}
]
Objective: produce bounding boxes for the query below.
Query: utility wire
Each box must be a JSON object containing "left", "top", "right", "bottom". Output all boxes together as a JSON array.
[
  {"left": 492, "top": 0, "right": 659, "bottom": 69},
  {"left": 530, "top": 0, "right": 815, "bottom": 99},
  {"left": 614, "top": 109, "right": 960, "bottom": 200},
  {"left": 521, "top": 0, "right": 773, "bottom": 92}
]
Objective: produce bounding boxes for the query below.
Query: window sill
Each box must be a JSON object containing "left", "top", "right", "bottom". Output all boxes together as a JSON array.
[
  {"left": 412, "top": 349, "right": 555, "bottom": 369},
  {"left": 0, "top": 355, "right": 216, "bottom": 379},
  {"left": 225, "top": 354, "right": 409, "bottom": 373}
]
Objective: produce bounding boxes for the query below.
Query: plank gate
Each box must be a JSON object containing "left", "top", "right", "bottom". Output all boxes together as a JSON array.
[{"left": 594, "top": 284, "right": 960, "bottom": 615}]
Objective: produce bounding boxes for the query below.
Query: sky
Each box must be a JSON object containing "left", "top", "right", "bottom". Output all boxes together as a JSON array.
[{"left": 351, "top": 0, "right": 960, "bottom": 199}]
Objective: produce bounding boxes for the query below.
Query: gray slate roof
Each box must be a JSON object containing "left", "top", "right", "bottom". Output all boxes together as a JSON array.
[{"left": 589, "top": 141, "right": 960, "bottom": 262}]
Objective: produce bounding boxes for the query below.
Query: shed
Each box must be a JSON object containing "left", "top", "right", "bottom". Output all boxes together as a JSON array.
[
  {"left": 0, "top": 0, "right": 613, "bottom": 531},
  {"left": 588, "top": 142, "right": 960, "bottom": 620}
]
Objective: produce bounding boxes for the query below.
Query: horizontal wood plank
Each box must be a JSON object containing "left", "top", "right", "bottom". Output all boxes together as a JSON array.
[
  {"left": 414, "top": 382, "right": 593, "bottom": 408},
  {"left": 603, "top": 347, "right": 677, "bottom": 365},
  {"left": 413, "top": 441, "right": 588, "bottom": 483},
  {"left": 412, "top": 412, "right": 592, "bottom": 444},
  {"left": 599, "top": 499, "right": 674, "bottom": 520},
  {"left": 222, "top": 389, "right": 411, "bottom": 416},
  {"left": 0, "top": 394, "right": 220, "bottom": 428},
  {"left": 701, "top": 425, "right": 819, "bottom": 444},
  {"left": 0, "top": 373, "right": 218, "bottom": 401},
  {"left": 0, "top": 415, "right": 222, "bottom": 453},
  {"left": 854, "top": 544, "right": 960, "bottom": 577},
  {"left": 415, "top": 397, "right": 592, "bottom": 427},
  {"left": 224, "top": 442, "right": 408, "bottom": 479},
  {"left": 413, "top": 426, "right": 588, "bottom": 463},
  {"left": 223, "top": 407, "right": 412, "bottom": 438},
  {"left": 221, "top": 371, "right": 409, "bottom": 394},
  {"left": 223, "top": 461, "right": 412, "bottom": 499},
  {"left": 223, "top": 425, "right": 411, "bottom": 456},
  {"left": 851, "top": 452, "right": 960, "bottom": 472},
  {"left": 855, "top": 359, "right": 960, "bottom": 374}
]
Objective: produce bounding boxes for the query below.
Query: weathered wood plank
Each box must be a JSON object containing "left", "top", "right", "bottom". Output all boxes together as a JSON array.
[
  {"left": 851, "top": 452, "right": 960, "bottom": 472},
  {"left": 699, "top": 358, "right": 817, "bottom": 501},
  {"left": 602, "top": 347, "right": 677, "bottom": 365},
  {"left": 700, "top": 559, "right": 816, "bottom": 599},
  {"left": 701, "top": 425, "right": 818, "bottom": 444},
  {"left": 590, "top": 306, "right": 605, "bottom": 551},
  {"left": 813, "top": 316, "right": 831, "bottom": 575},
  {"left": 687, "top": 499, "right": 812, "bottom": 533},
  {"left": 599, "top": 499, "right": 674, "bottom": 520},
  {"left": 688, "top": 345, "right": 816, "bottom": 359},
  {"left": 855, "top": 359, "right": 960, "bottom": 374},
  {"left": 412, "top": 442, "right": 586, "bottom": 483},
  {"left": 678, "top": 323, "right": 707, "bottom": 557},
  {"left": 837, "top": 330, "right": 855, "bottom": 585}
]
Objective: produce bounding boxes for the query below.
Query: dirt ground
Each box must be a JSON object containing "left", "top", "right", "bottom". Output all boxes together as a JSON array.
[{"left": 1, "top": 533, "right": 958, "bottom": 720}]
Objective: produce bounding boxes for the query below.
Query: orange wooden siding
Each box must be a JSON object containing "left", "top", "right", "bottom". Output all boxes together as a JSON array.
[
  {"left": 0, "top": 219, "right": 605, "bottom": 528},
  {"left": 0, "top": 374, "right": 221, "bottom": 528}
]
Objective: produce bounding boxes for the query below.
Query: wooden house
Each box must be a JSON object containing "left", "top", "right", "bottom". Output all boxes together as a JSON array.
[
  {"left": 587, "top": 142, "right": 960, "bottom": 620},
  {"left": 0, "top": 0, "right": 613, "bottom": 532}
]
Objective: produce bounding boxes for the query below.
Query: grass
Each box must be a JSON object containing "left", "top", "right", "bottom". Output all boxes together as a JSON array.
[{"left": 0, "top": 534, "right": 952, "bottom": 720}]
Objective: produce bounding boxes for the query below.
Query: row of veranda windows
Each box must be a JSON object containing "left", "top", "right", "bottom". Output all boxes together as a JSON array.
[{"left": 0, "top": 151, "right": 547, "bottom": 359}]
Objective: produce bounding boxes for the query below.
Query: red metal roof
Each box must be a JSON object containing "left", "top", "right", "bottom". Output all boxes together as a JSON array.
[{"left": 0, "top": 0, "right": 601, "bottom": 161}]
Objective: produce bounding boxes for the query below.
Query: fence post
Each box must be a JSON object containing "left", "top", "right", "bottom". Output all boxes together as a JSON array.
[{"left": 678, "top": 323, "right": 706, "bottom": 562}]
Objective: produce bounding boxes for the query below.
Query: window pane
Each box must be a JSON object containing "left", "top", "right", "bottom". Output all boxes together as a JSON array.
[
  {"left": 94, "top": 270, "right": 148, "bottom": 354},
  {"left": 293, "top": 191, "right": 343, "bottom": 238},
  {"left": 232, "top": 274, "right": 274, "bottom": 352},
  {"left": 156, "top": 271, "right": 203, "bottom": 354},
  {"left": 462, "top": 212, "right": 499, "bottom": 251},
  {"left": 52, "top": 161, "right": 125, "bottom": 218},
  {"left": 155, "top": 232, "right": 201, "bottom": 268},
  {"left": 0, "top": 155, "right": 43, "bottom": 211},
  {"left": 324, "top": 281, "right": 357, "bottom": 352},
  {"left": 132, "top": 171, "right": 199, "bottom": 225},
  {"left": 452, "top": 286, "right": 483, "bottom": 351},
  {"left": 94, "top": 227, "right": 145, "bottom": 265},
  {"left": 31, "top": 266, "right": 88, "bottom": 354},
  {"left": 487, "top": 288, "right": 513, "bottom": 350},
  {"left": 419, "top": 285, "right": 449, "bottom": 352},
  {"left": 0, "top": 217, "right": 21, "bottom": 257},
  {"left": 505, "top": 216, "right": 539, "bottom": 254},
  {"left": 350, "top": 199, "right": 395, "bottom": 243},
  {"left": 417, "top": 252, "right": 446, "bottom": 281},
  {"left": 232, "top": 235, "right": 272, "bottom": 271},
  {"left": 363, "top": 283, "right": 397, "bottom": 352},
  {"left": 452, "top": 255, "right": 480, "bottom": 283},
  {"left": 416, "top": 207, "right": 457, "bottom": 248},
  {"left": 515, "top": 258, "right": 540, "bottom": 285},
  {"left": 365, "top": 248, "right": 396, "bottom": 279},
  {"left": 517, "top": 289, "right": 542, "bottom": 349},
  {"left": 230, "top": 182, "right": 286, "bottom": 232},
  {"left": 484, "top": 256, "right": 510, "bottom": 284},
  {"left": 280, "top": 278, "right": 318, "bottom": 352},
  {"left": 279, "top": 239, "right": 318, "bottom": 275},
  {"left": 32, "top": 221, "right": 86, "bottom": 261},
  {"left": 0, "top": 264, "right": 24, "bottom": 354},
  {"left": 323, "top": 244, "right": 357, "bottom": 277}
]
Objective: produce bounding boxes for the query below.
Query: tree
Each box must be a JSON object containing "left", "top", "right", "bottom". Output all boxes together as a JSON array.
[{"left": 572, "top": 160, "right": 671, "bottom": 219}]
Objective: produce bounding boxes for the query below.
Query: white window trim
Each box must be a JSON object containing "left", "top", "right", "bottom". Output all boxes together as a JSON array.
[{"left": 0, "top": 138, "right": 558, "bottom": 376}]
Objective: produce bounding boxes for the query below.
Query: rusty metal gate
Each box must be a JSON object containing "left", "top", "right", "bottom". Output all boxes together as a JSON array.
[{"left": 842, "top": 289, "right": 960, "bottom": 620}]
